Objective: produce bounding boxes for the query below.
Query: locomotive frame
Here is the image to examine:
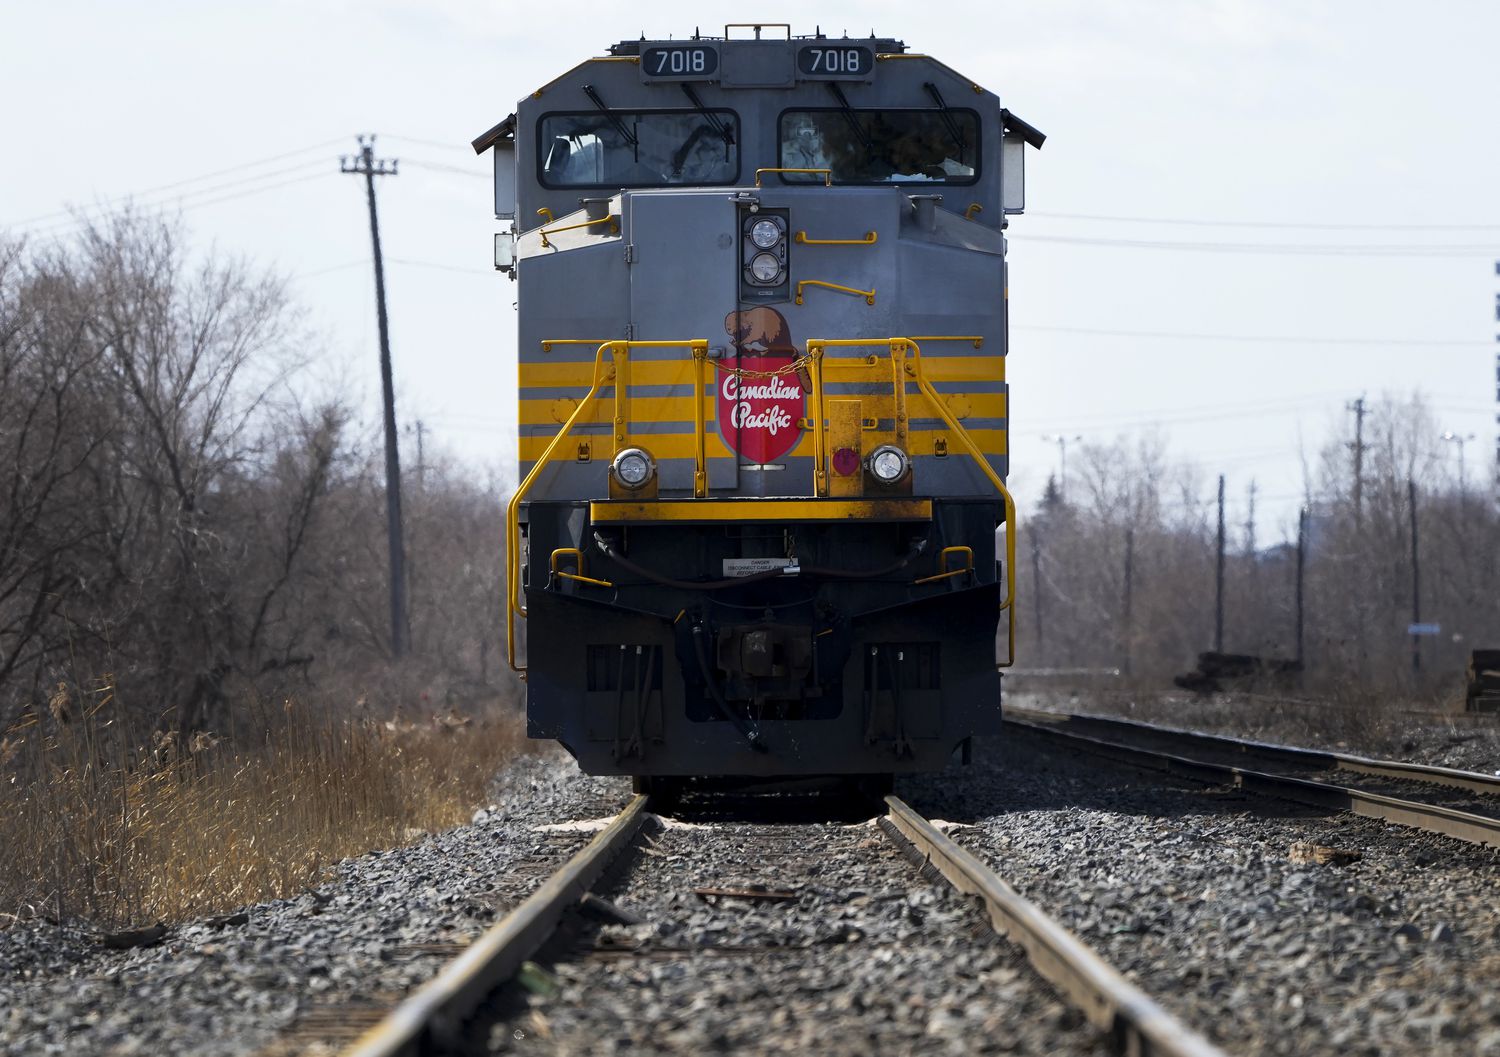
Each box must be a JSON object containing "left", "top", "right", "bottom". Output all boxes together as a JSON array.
[{"left": 473, "top": 25, "right": 1043, "bottom": 782}]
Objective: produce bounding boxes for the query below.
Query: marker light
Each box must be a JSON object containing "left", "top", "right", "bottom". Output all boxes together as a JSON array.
[
  {"left": 749, "top": 218, "right": 782, "bottom": 248},
  {"left": 867, "top": 445, "right": 909, "bottom": 483},
  {"left": 748, "top": 252, "right": 782, "bottom": 284},
  {"left": 611, "top": 447, "right": 655, "bottom": 488}
]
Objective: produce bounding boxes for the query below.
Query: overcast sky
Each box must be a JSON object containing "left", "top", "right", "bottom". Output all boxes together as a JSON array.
[{"left": 4, "top": 0, "right": 1498, "bottom": 542}]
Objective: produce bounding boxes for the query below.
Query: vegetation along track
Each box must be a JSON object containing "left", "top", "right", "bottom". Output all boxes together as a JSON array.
[
  {"left": 343, "top": 792, "right": 1223, "bottom": 1057},
  {"left": 1007, "top": 707, "right": 1500, "bottom": 848}
]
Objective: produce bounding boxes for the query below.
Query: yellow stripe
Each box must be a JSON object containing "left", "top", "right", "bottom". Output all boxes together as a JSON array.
[
  {"left": 521, "top": 429, "right": 1006, "bottom": 461},
  {"left": 521, "top": 434, "right": 739, "bottom": 461},
  {"left": 591, "top": 498, "right": 934, "bottom": 523},
  {"left": 520, "top": 361, "right": 699, "bottom": 387},
  {"left": 519, "top": 355, "right": 1004, "bottom": 388},
  {"left": 520, "top": 395, "right": 713, "bottom": 426}
]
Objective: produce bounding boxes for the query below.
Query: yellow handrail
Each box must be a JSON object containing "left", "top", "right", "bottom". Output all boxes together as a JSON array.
[
  {"left": 756, "top": 167, "right": 832, "bottom": 187},
  {"left": 550, "top": 547, "right": 614, "bottom": 589},
  {"left": 540, "top": 338, "right": 612, "bottom": 352},
  {"left": 807, "top": 348, "right": 828, "bottom": 496},
  {"left": 907, "top": 335, "right": 984, "bottom": 349},
  {"left": 539, "top": 214, "right": 618, "bottom": 248},
  {"left": 796, "top": 280, "right": 875, "bottom": 306},
  {"left": 914, "top": 545, "right": 974, "bottom": 585},
  {"left": 506, "top": 339, "right": 709, "bottom": 673},
  {"left": 794, "top": 230, "right": 877, "bottom": 246},
  {"left": 692, "top": 345, "right": 708, "bottom": 497},
  {"left": 903, "top": 338, "right": 1017, "bottom": 667},
  {"left": 803, "top": 336, "right": 1018, "bottom": 667}
]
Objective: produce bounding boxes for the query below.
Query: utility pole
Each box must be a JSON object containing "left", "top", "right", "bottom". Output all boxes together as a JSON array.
[
  {"left": 1347, "top": 396, "right": 1366, "bottom": 523},
  {"left": 1440, "top": 431, "right": 1475, "bottom": 492},
  {"left": 413, "top": 419, "right": 427, "bottom": 489},
  {"left": 342, "top": 135, "right": 408, "bottom": 659},
  {"left": 1214, "top": 474, "right": 1226, "bottom": 653},
  {"left": 1122, "top": 527, "right": 1134, "bottom": 677},
  {"left": 1030, "top": 533, "right": 1045, "bottom": 659},
  {"left": 1041, "top": 434, "right": 1082, "bottom": 504},
  {"left": 1409, "top": 478, "right": 1422, "bottom": 675},
  {"left": 1295, "top": 507, "right": 1307, "bottom": 668},
  {"left": 1244, "top": 480, "right": 1257, "bottom": 559}
]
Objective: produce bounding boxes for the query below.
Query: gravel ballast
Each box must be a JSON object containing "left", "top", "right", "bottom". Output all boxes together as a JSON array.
[
  {"left": 0, "top": 754, "right": 628, "bottom": 1057},
  {"left": 904, "top": 730, "right": 1500, "bottom": 1056},
  {"left": 485, "top": 806, "right": 1105, "bottom": 1057}
]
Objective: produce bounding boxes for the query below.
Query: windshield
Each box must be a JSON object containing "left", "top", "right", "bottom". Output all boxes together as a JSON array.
[
  {"left": 538, "top": 110, "right": 739, "bottom": 188},
  {"left": 778, "top": 108, "right": 979, "bottom": 185}
]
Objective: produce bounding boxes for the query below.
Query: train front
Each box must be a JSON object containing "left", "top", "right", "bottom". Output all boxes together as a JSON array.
[{"left": 473, "top": 29, "right": 1043, "bottom": 782}]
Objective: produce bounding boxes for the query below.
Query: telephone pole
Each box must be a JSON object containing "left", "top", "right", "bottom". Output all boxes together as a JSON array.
[
  {"left": 1347, "top": 396, "right": 1366, "bottom": 523},
  {"left": 342, "top": 135, "right": 409, "bottom": 659},
  {"left": 1214, "top": 474, "right": 1226, "bottom": 653}
]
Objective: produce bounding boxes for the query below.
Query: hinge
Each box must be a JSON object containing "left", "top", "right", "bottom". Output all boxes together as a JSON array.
[
  {"left": 623, "top": 244, "right": 636, "bottom": 264},
  {"left": 624, "top": 323, "right": 636, "bottom": 340}
]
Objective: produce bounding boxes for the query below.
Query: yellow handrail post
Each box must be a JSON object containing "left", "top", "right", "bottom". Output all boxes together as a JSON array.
[
  {"left": 506, "top": 345, "right": 613, "bottom": 673},
  {"left": 506, "top": 337, "right": 710, "bottom": 672},
  {"left": 609, "top": 341, "right": 630, "bottom": 454},
  {"left": 902, "top": 339, "right": 1018, "bottom": 668},
  {"left": 888, "top": 339, "right": 909, "bottom": 450},
  {"left": 692, "top": 343, "right": 708, "bottom": 498},
  {"left": 806, "top": 343, "right": 829, "bottom": 497}
]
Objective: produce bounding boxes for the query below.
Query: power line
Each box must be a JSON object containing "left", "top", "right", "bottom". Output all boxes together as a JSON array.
[
  {"left": 400, "top": 158, "right": 489, "bottom": 179},
  {"left": 388, "top": 256, "right": 490, "bottom": 275},
  {"left": 383, "top": 133, "right": 474, "bottom": 154},
  {"left": 5, "top": 137, "right": 350, "bottom": 230},
  {"left": 1014, "top": 323, "right": 1491, "bottom": 348},
  {"left": 1031, "top": 210, "right": 1500, "bottom": 233},
  {"left": 1023, "top": 233, "right": 1500, "bottom": 258},
  {"left": 1020, "top": 395, "right": 1342, "bottom": 433},
  {"left": 13, "top": 167, "right": 337, "bottom": 240}
]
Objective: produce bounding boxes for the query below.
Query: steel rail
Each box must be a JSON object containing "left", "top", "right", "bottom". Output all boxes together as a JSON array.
[
  {"left": 342, "top": 794, "right": 652, "bottom": 1057},
  {"left": 1008, "top": 706, "right": 1500, "bottom": 798},
  {"left": 1007, "top": 718, "right": 1500, "bottom": 848},
  {"left": 881, "top": 796, "right": 1227, "bottom": 1057}
]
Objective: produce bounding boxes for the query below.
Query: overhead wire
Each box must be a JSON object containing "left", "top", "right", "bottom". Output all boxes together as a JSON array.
[
  {"left": 5, "top": 136, "right": 352, "bottom": 232},
  {"left": 1022, "top": 233, "right": 1500, "bottom": 258},
  {"left": 1031, "top": 210, "right": 1500, "bottom": 233},
  {"left": 1014, "top": 323, "right": 1491, "bottom": 347}
]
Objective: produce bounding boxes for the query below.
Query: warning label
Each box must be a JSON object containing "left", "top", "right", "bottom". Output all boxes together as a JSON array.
[{"left": 722, "top": 557, "right": 794, "bottom": 577}]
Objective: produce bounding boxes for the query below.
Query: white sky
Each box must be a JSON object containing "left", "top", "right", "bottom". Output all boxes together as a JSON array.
[{"left": 4, "top": 0, "right": 1498, "bottom": 543}]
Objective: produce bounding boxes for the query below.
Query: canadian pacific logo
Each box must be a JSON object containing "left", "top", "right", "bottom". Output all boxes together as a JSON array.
[{"left": 718, "top": 307, "right": 805, "bottom": 463}]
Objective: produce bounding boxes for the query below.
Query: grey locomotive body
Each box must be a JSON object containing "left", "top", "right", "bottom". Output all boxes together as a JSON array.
[{"left": 473, "top": 27, "right": 1042, "bottom": 783}]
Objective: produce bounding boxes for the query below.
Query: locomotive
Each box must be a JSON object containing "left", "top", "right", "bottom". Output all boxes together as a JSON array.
[{"left": 472, "top": 26, "right": 1043, "bottom": 787}]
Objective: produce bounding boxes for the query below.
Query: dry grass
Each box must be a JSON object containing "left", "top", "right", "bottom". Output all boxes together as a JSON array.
[{"left": 0, "top": 681, "right": 529, "bottom": 929}]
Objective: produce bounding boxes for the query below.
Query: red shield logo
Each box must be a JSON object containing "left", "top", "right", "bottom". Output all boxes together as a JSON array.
[{"left": 717, "top": 356, "right": 805, "bottom": 463}]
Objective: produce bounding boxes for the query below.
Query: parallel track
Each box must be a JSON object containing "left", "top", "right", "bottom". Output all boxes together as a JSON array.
[
  {"left": 1007, "top": 708, "right": 1500, "bottom": 847},
  {"left": 341, "top": 792, "right": 1225, "bottom": 1057}
]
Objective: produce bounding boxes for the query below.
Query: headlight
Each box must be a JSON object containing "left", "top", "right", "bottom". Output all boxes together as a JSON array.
[
  {"left": 749, "top": 218, "right": 782, "bottom": 249},
  {"left": 748, "top": 252, "right": 782, "bottom": 283},
  {"left": 611, "top": 447, "right": 655, "bottom": 489},
  {"left": 867, "top": 445, "right": 909, "bottom": 483}
]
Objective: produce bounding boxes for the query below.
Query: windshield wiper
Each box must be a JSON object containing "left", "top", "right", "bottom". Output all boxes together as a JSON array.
[
  {"left": 923, "top": 82, "right": 967, "bottom": 163},
  {"left": 826, "top": 82, "right": 872, "bottom": 148},
  {"left": 680, "top": 84, "right": 735, "bottom": 148},
  {"left": 582, "top": 84, "right": 638, "bottom": 153}
]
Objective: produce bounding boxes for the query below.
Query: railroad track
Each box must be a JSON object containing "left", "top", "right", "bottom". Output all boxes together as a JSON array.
[
  {"left": 342, "top": 792, "right": 1225, "bottom": 1057},
  {"left": 1007, "top": 707, "right": 1500, "bottom": 848}
]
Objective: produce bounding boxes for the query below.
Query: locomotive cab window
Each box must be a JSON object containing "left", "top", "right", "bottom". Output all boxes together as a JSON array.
[
  {"left": 778, "top": 108, "right": 980, "bottom": 185},
  {"left": 538, "top": 109, "right": 739, "bottom": 188}
]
